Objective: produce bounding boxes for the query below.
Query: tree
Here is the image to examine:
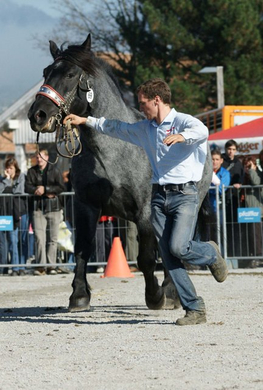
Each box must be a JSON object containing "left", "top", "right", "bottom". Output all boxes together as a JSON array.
[{"left": 49, "top": 0, "right": 263, "bottom": 114}]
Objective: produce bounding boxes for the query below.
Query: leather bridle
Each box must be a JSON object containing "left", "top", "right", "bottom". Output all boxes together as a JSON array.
[{"left": 35, "top": 71, "right": 87, "bottom": 161}]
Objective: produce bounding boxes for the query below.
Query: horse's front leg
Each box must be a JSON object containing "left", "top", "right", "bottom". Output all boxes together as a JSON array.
[
  {"left": 68, "top": 201, "right": 99, "bottom": 312},
  {"left": 69, "top": 254, "right": 92, "bottom": 312}
]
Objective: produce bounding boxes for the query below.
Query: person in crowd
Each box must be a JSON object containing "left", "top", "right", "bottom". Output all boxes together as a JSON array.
[
  {"left": 221, "top": 139, "right": 244, "bottom": 260},
  {"left": 58, "top": 169, "right": 75, "bottom": 272},
  {"left": 258, "top": 149, "right": 263, "bottom": 171},
  {"left": 95, "top": 216, "right": 118, "bottom": 273},
  {"left": 25, "top": 149, "right": 65, "bottom": 275},
  {"left": 116, "top": 219, "right": 139, "bottom": 271},
  {"left": 0, "top": 157, "right": 27, "bottom": 276},
  {"left": 125, "top": 221, "right": 139, "bottom": 271},
  {"left": 209, "top": 149, "right": 233, "bottom": 267},
  {"left": 241, "top": 155, "right": 263, "bottom": 267},
  {"left": 209, "top": 149, "right": 231, "bottom": 213},
  {"left": 63, "top": 77, "right": 228, "bottom": 326}
]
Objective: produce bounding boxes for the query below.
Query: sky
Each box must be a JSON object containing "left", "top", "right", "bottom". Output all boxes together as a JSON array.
[{"left": 0, "top": 0, "right": 94, "bottom": 113}]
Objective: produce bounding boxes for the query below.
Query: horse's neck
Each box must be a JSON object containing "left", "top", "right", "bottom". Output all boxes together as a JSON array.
[{"left": 92, "top": 74, "right": 137, "bottom": 122}]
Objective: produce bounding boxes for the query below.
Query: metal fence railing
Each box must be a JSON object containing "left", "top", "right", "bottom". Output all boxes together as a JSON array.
[
  {"left": 0, "top": 187, "right": 262, "bottom": 273},
  {"left": 0, "top": 192, "right": 139, "bottom": 273}
]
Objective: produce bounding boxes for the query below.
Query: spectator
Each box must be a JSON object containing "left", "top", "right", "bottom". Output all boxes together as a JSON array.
[
  {"left": 0, "top": 157, "right": 27, "bottom": 276},
  {"left": 221, "top": 139, "right": 244, "bottom": 260},
  {"left": 258, "top": 149, "right": 263, "bottom": 171},
  {"left": 95, "top": 216, "right": 117, "bottom": 273},
  {"left": 209, "top": 149, "right": 231, "bottom": 213},
  {"left": 59, "top": 169, "right": 75, "bottom": 272},
  {"left": 25, "top": 149, "right": 64, "bottom": 275},
  {"left": 117, "top": 219, "right": 139, "bottom": 269},
  {"left": 209, "top": 150, "right": 233, "bottom": 267},
  {"left": 241, "top": 156, "right": 263, "bottom": 267}
]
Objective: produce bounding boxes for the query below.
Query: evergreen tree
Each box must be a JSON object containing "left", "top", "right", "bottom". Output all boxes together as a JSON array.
[{"left": 51, "top": 0, "right": 263, "bottom": 114}]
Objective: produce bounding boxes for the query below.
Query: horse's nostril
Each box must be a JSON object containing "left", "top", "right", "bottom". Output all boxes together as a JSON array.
[{"left": 35, "top": 110, "right": 47, "bottom": 124}]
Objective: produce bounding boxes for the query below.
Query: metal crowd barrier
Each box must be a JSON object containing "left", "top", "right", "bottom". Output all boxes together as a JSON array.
[
  {"left": 0, "top": 192, "right": 139, "bottom": 272},
  {"left": 0, "top": 187, "right": 262, "bottom": 272},
  {"left": 211, "top": 184, "right": 263, "bottom": 268}
]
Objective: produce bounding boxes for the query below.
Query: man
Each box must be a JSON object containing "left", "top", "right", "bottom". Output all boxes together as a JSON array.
[
  {"left": 222, "top": 139, "right": 244, "bottom": 188},
  {"left": 25, "top": 149, "right": 64, "bottom": 275},
  {"left": 64, "top": 78, "right": 228, "bottom": 325},
  {"left": 221, "top": 139, "right": 244, "bottom": 261}
]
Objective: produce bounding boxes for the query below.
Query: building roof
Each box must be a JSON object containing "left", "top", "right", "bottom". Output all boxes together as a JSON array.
[
  {"left": 0, "top": 80, "right": 55, "bottom": 144},
  {"left": 208, "top": 116, "right": 263, "bottom": 155}
]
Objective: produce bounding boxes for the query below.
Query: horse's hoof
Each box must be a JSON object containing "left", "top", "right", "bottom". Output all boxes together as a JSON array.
[
  {"left": 146, "top": 291, "right": 166, "bottom": 310},
  {"left": 162, "top": 281, "right": 181, "bottom": 310},
  {"left": 162, "top": 296, "right": 181, "bottom": 310},
  {"left": 68, "top": 297, "right": 91, "bottom": 312}
]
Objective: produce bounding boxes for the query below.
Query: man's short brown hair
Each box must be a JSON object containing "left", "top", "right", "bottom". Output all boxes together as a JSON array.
[
  {"left": 36, "top": 149, "right": 49, "bottom": 157},
  {"left": 137, "top": 78, "right": 171, "bottom": 105}
]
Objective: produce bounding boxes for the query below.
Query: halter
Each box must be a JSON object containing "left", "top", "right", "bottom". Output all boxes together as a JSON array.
[{"left": 36, "top": 71, "right": 87, "bottom": 161}]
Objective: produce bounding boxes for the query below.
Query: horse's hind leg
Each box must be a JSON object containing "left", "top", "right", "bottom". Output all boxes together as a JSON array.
[
  {"left": 136, "top": 222, "right": 165, "bottom": 310},
  {"left": 137, "top": 219, "right": 181, "bottom": 310},
  {"left": 162, "top": 269, "right": 181, "bottom": 309},
  {"left": 68, "top": 201, "right": 99, "bottom": 312}
]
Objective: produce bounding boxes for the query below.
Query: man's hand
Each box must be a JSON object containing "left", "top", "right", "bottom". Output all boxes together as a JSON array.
[
  {"left": 34, "top": 186, "right": 45, "bottom": 196},
  {"left": 63, "top": 114, "right": 86, "bottom": 126},
  {"left": 163, "top": 134, "right": 185, "bottom": 146}
]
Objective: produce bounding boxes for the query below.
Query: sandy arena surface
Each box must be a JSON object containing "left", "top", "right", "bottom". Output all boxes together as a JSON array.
[{"left": 0, "top": 269, "right": 262, "bottom": 390}]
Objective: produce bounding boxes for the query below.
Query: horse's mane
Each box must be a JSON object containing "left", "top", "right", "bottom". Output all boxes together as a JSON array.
[{"left": 59, "top": 43, "right": 125, "bottom": 100}]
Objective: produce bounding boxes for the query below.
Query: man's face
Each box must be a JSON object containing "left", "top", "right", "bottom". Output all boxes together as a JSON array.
[
  {"left": 212, "top": 154, "right": 223, "bottom": 171},
  {"left": 137, "top": 92, "right": 158, "bottom": 120},
  {"left": 226, "top": 145, "right": 237, "bottom": 160},
  {"left": 36, "top": 153, "right": 48, "bottom": 170}
]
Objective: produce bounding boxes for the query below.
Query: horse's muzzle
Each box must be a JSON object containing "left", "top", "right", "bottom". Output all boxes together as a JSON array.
[{"left": 29, "top": 115, "right": 56, "bottom": 133}]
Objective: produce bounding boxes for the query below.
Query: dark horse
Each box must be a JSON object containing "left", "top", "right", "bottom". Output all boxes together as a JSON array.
[{"left": 28, "top": 34, "right": 212, "bottom": 312}]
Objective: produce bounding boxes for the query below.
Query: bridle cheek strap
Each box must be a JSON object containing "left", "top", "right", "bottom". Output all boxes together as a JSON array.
[{"left": 37, "top": 85, "right": 65, "bottom": 107}]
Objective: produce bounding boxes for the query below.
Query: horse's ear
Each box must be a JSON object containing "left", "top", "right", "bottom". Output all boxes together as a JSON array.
[
  {"left": 49, "top": 40, "right": 61, "bottom": 59},
  {"left": 81, "top": 34, "right": 91, "bottom": 52}
]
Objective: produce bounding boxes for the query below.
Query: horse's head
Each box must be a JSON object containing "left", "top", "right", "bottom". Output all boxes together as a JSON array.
[{"left": 28, "top": 34, "right": 97, "bottom": 134}]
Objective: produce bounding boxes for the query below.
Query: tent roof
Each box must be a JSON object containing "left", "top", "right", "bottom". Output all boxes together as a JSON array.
[{"left": 208, "top": 116, "right": 263, "bottom": 140}]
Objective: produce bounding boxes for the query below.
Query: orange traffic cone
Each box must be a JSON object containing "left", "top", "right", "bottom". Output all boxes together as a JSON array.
[{"left": 101, "top": 237, "right": 134, "bottom": 278}]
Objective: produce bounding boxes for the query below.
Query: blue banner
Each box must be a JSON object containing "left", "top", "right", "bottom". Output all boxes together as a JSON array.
[
  {"left": 0, "top": 216, "right": 14, "bottom": 231},
  {"left": 238, "top": 208, "right": 261, "bottom": 223}
]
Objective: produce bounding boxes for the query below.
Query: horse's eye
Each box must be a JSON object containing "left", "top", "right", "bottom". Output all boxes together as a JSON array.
[{"left": 67, "top": 73, "right": 75, "bottom": 79}]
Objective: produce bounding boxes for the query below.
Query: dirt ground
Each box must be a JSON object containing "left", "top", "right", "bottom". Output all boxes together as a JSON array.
[{"left": 0, "top": 269, "right": 262, "bottom": 390}]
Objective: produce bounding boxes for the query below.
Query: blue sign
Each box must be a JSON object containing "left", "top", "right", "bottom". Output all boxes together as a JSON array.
[
  {"left": 0, "top": 216, "right": 14, "bottom": 231},
  {"left": 238, "top": 208, "right": 261, "bottom": 223}
]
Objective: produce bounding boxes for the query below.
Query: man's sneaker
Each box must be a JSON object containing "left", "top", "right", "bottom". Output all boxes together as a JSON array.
[
  {"left": 33, "top": 268, "right": 46, "bottom": 276},
  {"left": 57, "top": 267, "right": 71, "bottom": 274},
  {"left": 175, "top": 310, "right": 207, "bottom": 326},
  {"left": 47, "top": 268, "right": 57, "bottom": 275},
  {"left": 10, "top": 271, "right": 19, "bottom": 276},
  {"left": 208, "top": 241, "right": 228, "bottom": 283}
]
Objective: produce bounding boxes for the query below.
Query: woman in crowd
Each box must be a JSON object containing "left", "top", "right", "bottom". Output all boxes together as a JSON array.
[
  {"left": 0, "top": 157, "right": 27, "bottom": 276},
  {"left": 241, "top": 155, "right": 263, "bottom": 265}
]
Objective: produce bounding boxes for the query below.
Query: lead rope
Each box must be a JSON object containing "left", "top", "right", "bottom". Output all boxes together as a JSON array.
[{"left": 35, "top": 120, "right": 82, "bottom": 164}]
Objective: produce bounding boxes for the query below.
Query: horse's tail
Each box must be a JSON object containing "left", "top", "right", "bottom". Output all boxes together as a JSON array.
[{"left": 195, "top": 192, "right": 217, "bottom": 242}]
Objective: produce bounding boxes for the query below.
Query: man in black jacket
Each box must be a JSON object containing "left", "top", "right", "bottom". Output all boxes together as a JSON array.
[
  {"left": 25, "top": 149, "right": 64, "bottom": 275},
  {"left": 222, "top": 139, "right": 244, "bottom": 263}
]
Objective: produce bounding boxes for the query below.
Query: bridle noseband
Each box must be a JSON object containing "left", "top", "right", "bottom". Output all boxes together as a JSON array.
[{"left": 36, "top": 71, "right": 87, "bottom": 162}]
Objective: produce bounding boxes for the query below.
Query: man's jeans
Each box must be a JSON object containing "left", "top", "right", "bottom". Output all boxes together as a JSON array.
[{"left": 151, "top": 184, "right": 217, "bottom": 312}]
